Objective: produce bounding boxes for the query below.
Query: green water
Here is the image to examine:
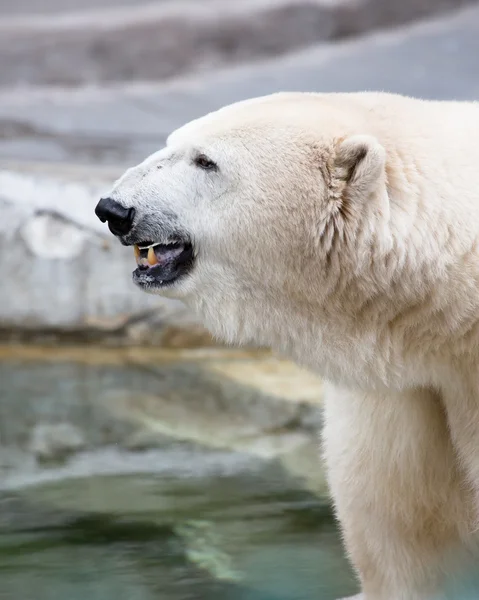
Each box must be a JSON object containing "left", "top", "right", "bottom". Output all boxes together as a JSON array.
[
  {"left": 3, "top": 354, "right": 478, "bottom": 599},
  {"left": 0, "top": 353, "right": 358, "bottom": 600},
  {"left": 0, "top": 472, "right": 358, "bottom": 600}
]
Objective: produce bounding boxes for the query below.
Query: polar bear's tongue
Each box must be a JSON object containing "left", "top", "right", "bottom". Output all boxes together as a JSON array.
[{"left": 134, "top": 243, "right": 184, "bottom": 268}]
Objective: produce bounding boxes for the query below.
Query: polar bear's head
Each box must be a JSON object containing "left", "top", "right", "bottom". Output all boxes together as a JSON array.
[{"left": 96, "top": 93, "right": 389, "bottom": 347}]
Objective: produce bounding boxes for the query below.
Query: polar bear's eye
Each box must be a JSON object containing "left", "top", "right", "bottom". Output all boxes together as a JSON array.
[{"left": 194, "top": 154, "right": 218, "bottom": 171}]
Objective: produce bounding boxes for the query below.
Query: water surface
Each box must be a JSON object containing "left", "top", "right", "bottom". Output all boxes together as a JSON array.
[{"left": 0, "top": 347, "right": 359, "bottom": 600}]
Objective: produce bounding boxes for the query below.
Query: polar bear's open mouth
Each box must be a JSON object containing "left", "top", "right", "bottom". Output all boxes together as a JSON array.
[{"left": 131, "top": 239, "right": 194, "bottom": 289}]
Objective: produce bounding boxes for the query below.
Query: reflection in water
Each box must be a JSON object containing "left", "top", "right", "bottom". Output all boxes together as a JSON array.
[
  {"left": 0, "top": 474, "right": 358, "bottom": 600},
  {"left": 3, "top": 352, "right": 478, "bottom": 599},
  {"left": 0, "top": 351, "right": 359, "bottom": 600}
]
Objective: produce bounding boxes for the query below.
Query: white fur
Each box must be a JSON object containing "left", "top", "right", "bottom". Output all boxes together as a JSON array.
[{"left": 108, "top": 92, "right": 479, "bottom": 599}]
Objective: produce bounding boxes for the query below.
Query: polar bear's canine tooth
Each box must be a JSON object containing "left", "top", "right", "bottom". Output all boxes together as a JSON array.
[
  {"left": 147, "top": 247, "right": 159, "bottom": 266},
  {"left": 134, "top": 244, "right": 157, "bottom": 267}
]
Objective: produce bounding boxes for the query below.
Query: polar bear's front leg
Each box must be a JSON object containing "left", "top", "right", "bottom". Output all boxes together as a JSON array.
[
  {"left": 322, "top": 383, "right": 468, "bottom": 600},
  {"left": 442, "top": 370, "right": 479, "bottom": 519}
]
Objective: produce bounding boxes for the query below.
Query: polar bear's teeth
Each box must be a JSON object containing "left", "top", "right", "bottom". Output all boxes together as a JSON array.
[
  {"left": 134, "top": 244, "right": 152, "bottom": 268},
  {"left": 147, "top": 247, "right": 159, "bottom": 266},
  {"left": 134, "top": 242, "right": 179, "bottom": 268}
]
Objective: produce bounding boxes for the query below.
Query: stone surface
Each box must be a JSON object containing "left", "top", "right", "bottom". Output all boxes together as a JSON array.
[
  {"left": 0, "top": 164, "right": 212, "bottom": 344},
  {"left": 0, "top": 347, "right": 324, "bottom": 491},
  {"left": 0, "top": 0, "right": 475, "bottom": 88},
  {"left": 29, "top": 422, "right": 86, "bottom": 464},
  {"left": 0, "top": 4, "right": 478, "bottom": 168},
  {"left": 1, "top": 5, "right": 479, "bottom": 340},
  {"left": 0, "top": 0, "right": 173, "bottom": 14}
]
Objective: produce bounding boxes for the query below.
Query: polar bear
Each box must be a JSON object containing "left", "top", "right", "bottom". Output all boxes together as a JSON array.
[{"left": 95, "top": 92, "right": 479, "bottom": 599}]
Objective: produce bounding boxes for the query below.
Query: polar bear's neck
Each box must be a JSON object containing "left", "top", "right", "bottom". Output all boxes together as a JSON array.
[
  {"left": 189, "top": 280, "right": 430, "bottom": 392},
  {"left": 190, "top": 176, "right": 479, "bottom": 394},
  {"left": 189, "top": 96, "right": 479, "bottom": 391}
]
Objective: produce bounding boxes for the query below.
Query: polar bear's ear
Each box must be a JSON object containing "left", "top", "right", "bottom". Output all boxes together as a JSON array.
[{"left": 333, "top": 135, "right": 386, "bottom": 194}]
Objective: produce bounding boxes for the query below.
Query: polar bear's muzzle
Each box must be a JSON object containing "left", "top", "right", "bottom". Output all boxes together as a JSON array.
[{"left": 95, "top": 196, "right": 195, "bottom": 291}]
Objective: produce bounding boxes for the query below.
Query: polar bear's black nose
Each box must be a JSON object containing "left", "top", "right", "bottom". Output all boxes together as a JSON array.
[{"left": 95, "top": 197, "right": 135, "bottom": 236}]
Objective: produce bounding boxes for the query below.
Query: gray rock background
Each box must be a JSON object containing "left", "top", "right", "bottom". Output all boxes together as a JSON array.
[
  {"left": 1, "top": 0, "right": 476, "bottom": 88},
  {"left": 1, "top": 0, "right": 479, "bottom": 343}
]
